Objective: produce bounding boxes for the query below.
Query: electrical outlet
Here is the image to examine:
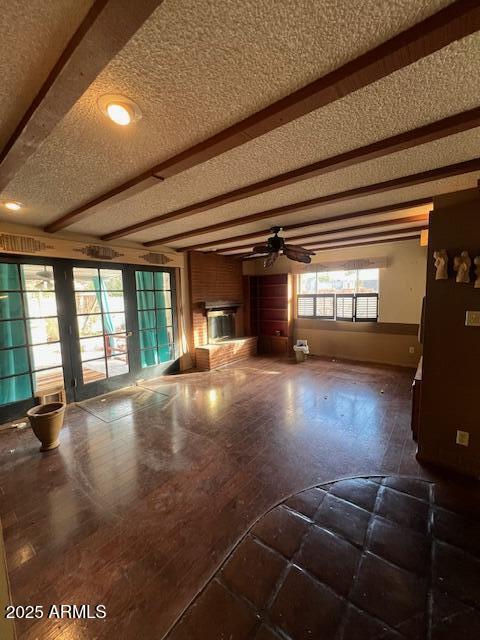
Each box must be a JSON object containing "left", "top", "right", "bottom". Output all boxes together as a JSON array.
[
  {"left": 409, "top": 346, "right": 415, "bottom": 354},
  {"left": 456, "top": 430, "right": 470, "bottom": 447}
]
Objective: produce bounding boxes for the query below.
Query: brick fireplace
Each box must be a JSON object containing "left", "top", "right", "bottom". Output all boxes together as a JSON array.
[{"left": 188, "top": 252, "right": 257, "bottom": 369}]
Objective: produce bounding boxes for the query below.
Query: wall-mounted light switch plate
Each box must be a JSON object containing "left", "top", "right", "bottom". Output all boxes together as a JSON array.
[
  {"left": 409, "top": 346, "right": 415, "bottom": 354},
  {"left": 456, "top": 430, "right": 470, "bottom": 446},
  {"left": 465, "top": 310, "right": 480, "bottom": 327}
]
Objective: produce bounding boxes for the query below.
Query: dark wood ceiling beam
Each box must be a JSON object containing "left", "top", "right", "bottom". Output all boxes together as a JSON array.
[
  {"left": 240, "top": 234, "right": 422, "bottom": 259},
  {"left": 0, "top": 0, "right": 163, "bottom": 192},
  {"left": 214, "top": 214, "right": 428, "bottom": 253},
  {"left": 308, "top": 232, "right": 424, "bottom": 250},
  {"left": 144, "top": 158, "right": 480, "bottom": 247},
  {"left": 44, "top": 0, "right": 480, "bottom": 233},
  {"left": 159, "top": 198, "right": 432, "bottom": 249},
  {"left": 222, "top": 225, "right": 427, "bottom": 254},
  {"left": 99, "top": 107, "right": 480, "bottom": 241}
]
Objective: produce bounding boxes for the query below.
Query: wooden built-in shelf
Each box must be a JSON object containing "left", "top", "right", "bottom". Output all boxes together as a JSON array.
[{"left": 245, "top": 273, "right": 293, "bottom": 355}]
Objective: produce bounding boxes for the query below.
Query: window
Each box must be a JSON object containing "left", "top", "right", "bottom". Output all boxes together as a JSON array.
[
  {"left": 0, "top": 262, "right": 64, "bottom": 406},
  {"left": 135, "top": 270, "right": 175, "bottom": 368},
  {"left": 297, "top": 269, "right": 379, "bottom": 322},
  {"left": 73, "top": 267, "right": 129, "bottom": 382}
]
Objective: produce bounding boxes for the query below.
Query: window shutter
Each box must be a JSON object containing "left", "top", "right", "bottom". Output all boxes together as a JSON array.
[
  {"left": 315, "top": 295, "right": 334, "bottom": 319},
  {"left": 336, "top": 294, "right": 355, "bottom": 321},
  {"left": 355, "top": 294, "right": 378, "bottom": 321},
  {"left": 297, "top": 296, "right": 314, "bottom": 317}
]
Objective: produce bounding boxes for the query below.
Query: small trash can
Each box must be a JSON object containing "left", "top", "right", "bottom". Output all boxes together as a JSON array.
[
  {"left": 294, "top": 348, "right": 306, "bottom": 363},
  {"left": 293, "top": 340, "right": 309, "bottom": 363}
]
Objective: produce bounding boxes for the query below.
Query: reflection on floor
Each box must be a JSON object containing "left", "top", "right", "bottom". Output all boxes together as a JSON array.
[
  {"left": 77, "top": 385, "right": 173, "bottom": 422},
  {"left": 0, "top": 356, "right": 477, "bottom": 639},
  {"left": 168, "top": 476, "right": 480, "bottom": 639}
]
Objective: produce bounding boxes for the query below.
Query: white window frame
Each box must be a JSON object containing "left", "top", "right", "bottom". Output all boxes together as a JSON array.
[{"left": 297, "top": 269, "right": 379, "bottom": 322}]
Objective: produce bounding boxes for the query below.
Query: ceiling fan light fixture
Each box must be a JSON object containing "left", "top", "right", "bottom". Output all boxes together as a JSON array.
[
  {"left": 98, "top": 94, "right": 142, "bottom": 126},
  {"left": 252, "top": 226, "right": 315, "bottom": 266}
]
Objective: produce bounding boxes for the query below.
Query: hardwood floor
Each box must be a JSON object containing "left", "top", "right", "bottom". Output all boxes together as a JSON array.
[{"left": 0, "top": 356, "right": 439, "bottom": 638}]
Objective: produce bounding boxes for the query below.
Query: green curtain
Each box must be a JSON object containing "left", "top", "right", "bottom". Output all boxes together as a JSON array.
[
  {"left": 0, "top": 263, "right": 32, "bottom": 405},
  {"left": 136, "top": 272, "right": 157, "bottom": 367},
  {"left": 93, "top": 276, "right": 115, "bottom": 355}
]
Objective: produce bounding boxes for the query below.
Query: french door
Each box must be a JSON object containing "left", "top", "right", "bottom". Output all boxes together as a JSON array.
[{"left": 0, "top": 256, "right": 179, "bottom": 420}]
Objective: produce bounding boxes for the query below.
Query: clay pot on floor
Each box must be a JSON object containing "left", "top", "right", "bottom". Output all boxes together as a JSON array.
[{"left": 27, "top": 402, "right": 65, "bottom": 451}]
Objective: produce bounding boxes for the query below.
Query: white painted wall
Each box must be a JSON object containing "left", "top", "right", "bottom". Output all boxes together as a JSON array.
[{"left": 243, "top": 238, "right": 427, "bottom": 324}]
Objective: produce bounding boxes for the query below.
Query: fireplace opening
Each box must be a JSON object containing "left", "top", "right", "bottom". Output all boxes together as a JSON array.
[{"left": 207, "top": 310, "right": 235, "bottom": 343}]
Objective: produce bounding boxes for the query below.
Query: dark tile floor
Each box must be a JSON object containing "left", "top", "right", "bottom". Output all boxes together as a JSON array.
[
  {"left": 167, "top": 476, "right": 480, "bottom": 640},
  {"left": 0, "top": 355, "right": 477, "bottom": 639}
]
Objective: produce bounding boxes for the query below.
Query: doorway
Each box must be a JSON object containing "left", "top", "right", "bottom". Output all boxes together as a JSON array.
[{"left": 0, "top": 256, "right": 179, "bottom": 421}]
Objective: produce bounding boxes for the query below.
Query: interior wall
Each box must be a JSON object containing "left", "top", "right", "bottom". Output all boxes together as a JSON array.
[
  {"left": 243, "top": 238, "right": 427, "bottom": 366},
  {"left": 188, "top": 251, "right": 244, "bottom": 348},
  {"left": 418, "top": 188, "right": 480, "bottom": 476}
]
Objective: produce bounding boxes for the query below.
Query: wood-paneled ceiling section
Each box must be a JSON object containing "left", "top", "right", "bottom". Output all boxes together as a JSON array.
[{"left": 1, "top": 0, "right": 479, "bottom": 254}]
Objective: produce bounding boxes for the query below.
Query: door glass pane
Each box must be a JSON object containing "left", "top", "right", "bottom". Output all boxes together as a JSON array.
[
  {"left": 75, "top": 291, "right": 101, "bottom": 314},
  {"left": 30, "top": 343, "right": 62, "bottom": 371},
  {"left": 156, "top": 308, "right": 173, "bottom": 327},
  {"left": 135, "top": 271, "right": 153, "bottom": 290},
  {"left": 137, "top": 291, "right": 155, "bottom": 309},
  {"left": 24, "top": 291, "right": 57, "bottom": 317},
  {"left": 33, "top": 367, "right": 64, "bottom": 393},
  {"left": 102, "top": 290, "right": 124, "bottom": 312},
  {"left": 0, "top": 375, "right": 32, "bottom": 406},
  {"left": 155, "top": 290, "right": 171, "bottom": 309},
  {"left": 81, "top": 359, "right": 106, "bottom": 383},
  {"left": 0, "top": 260, "right": 64, "bottom": 408},
  {"left": 106, "top": 334, "right": 127, "bottom": 354},
  {"left": 105, "top": 312, "right": 126, "bottom": 334},
  {"left": 0, "top": 320, "right": 26, "bottom": 347},
  {"left": 0, "top": 347, "right": 29, "bottom": 377},
  {"left": 139, "top": 330, "right": 156, "bottom": 350},
  {"left": 27, "top": 317, "right": 60, "bottom": 343},
  {"left": 0, "top": 264, "right": 20, "bottom": 290},
  {"left": 107, "top": 355, "right": 129, "bottom": 377},
  {"left": 73, "top": 266, "right": 129, "bottom": 383},
  {"left": 136, "top": 270, "right": 175, "bottom": 369},
  {"left": 154, "top": 272, "right": 170, "bottom": 290},
  {"left": 100, "top": 269, "right": 123, "bottom": 291},
  {"left": 77, "top": 314, "right": 103, "bottom": 337},
  {"left": 140, "top": 349, "right": 159, "bottom": 367},
  {"left": 158, "top": 344, "right": 174, "bottom": 363},
  {"left": 0, "top": 292, "right": 23, "bottom": 319},
  {"left": 138, "top": 310, "right": 155, "bottom": 330},
  {"left": 73, "top": 267, "right": 98, "bottom": 290},
  {"left": 157, "top": 326, "right": 173, "bottom": 346},
  {"left": 21, "top": 265, "right": 55, "bottom": 291},
  {"left": 79, "top": 336, "right": 105, "bottom": 361}
]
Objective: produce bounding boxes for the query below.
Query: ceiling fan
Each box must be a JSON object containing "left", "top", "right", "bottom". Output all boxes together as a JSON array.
[{"left": 252, "top": 227, "right": 315, "bottom": 267}]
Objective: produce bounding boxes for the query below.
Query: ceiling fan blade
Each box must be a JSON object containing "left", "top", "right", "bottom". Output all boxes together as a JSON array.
[
  {"left": 264, "top": 251, "right": 279, "bottom": 268},
  {"left": 283, "top": 244, "right": 315, "bottom": 255},
  {"left": 283, "top": 247, "right": 312, "bottom": 264},
  {"left": 252, "top": 244, "right": 269, "bottom": 254}
]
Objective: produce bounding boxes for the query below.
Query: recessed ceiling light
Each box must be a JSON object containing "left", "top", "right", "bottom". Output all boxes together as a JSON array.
[
  {"left": 2, "top": 200, "right": 23, "bottom": 211},
  {"left": 98, "top": 95, "right": 142, "bottom": 126}
]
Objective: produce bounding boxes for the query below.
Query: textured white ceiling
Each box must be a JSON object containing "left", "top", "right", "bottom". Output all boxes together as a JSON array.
[
  {"left": 191, "top": 206, "right": 432, "bottom": 251},
  {"left": 93, "top": 127, "right": 480, "bottom": 242},
  {"left": 153, "top": 172, "right": 479, "bottom": 249},
  {"left": 5, "top": 30, "right": 479, "bottom": 238},
  {"left": 0, "top": 0, "right": 93, "bottom": 149},
  {"left": 220, "top": 219, "right": 427, "bottom": 254},
  {"left": 2, "top": 0, "right": 479, "bottom": 254},
  {"left": 2, "top": 0, "right": 456, "bottom": 223}
]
